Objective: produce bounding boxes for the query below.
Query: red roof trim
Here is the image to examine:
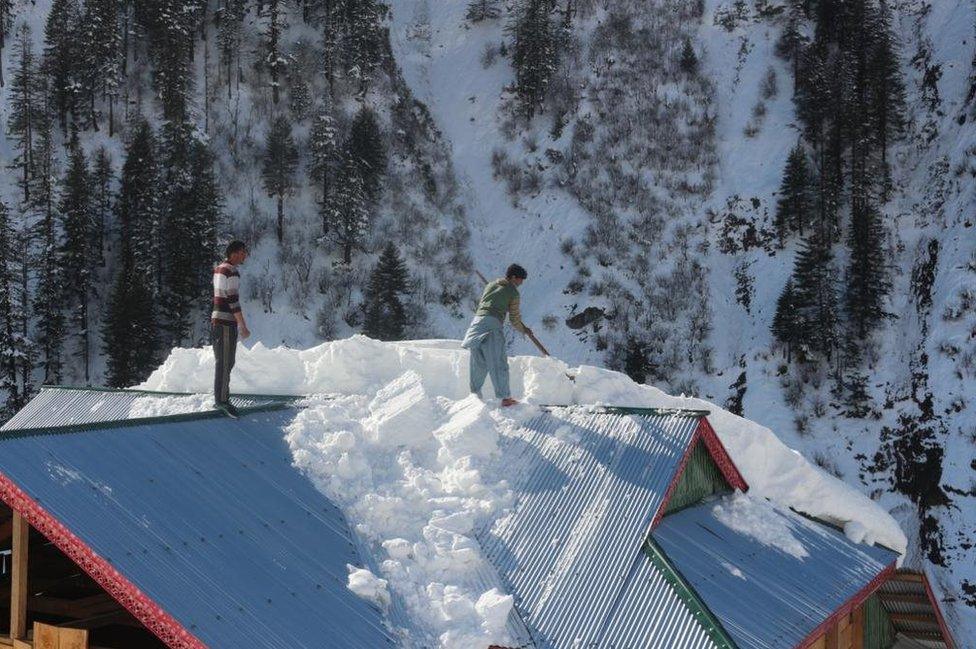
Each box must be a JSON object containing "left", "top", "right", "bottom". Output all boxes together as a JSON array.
[
  {"left": 921, "top": 570, "right": 957, "bottom": 649},
  {"left": 795, "top": 561, "right": 896, "bottom": 649},
  {"left": 696, "top": 417, "right": 748, "bottom": 492},
  {"left": 0, "top": 471, "right": 207, "bottom": 649},
  {"left": 652, "top": 417, "right": 749, "bottom": 529}
]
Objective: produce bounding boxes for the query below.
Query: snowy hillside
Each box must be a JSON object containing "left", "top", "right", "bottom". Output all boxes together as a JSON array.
[
  {"left": 0, "top": 0, "right": 973, "bottom": 640},
  {"left": 140, "top": 336, "right": 907, "bottom": 647}
]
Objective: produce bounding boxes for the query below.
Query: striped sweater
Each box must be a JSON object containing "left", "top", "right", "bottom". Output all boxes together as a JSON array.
[{"left": 212, "top": 261, "right": 242, "bottom": 324}]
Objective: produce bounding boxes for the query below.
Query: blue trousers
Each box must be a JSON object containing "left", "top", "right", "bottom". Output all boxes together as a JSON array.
[{"left": 461, "top": 315, "right": 511, "bottom": 399}]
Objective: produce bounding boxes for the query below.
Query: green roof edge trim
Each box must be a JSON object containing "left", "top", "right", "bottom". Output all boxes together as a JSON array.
[
  {"left": 643, "top": 538, "right": 739, "bottom": 649},
  {"left": 41, "top": 384, "right": 301, "bottom": 401},
  {"left": 541, "top": 404, "right": 710, "bottom": 417},
  {"left": 0, "top": 402, "right": 295, "bottom": 440}
]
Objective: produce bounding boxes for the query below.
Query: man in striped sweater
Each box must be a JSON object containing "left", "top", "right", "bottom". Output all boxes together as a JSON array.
[{"left": 212, "top": 240, "right": 250, "bottom": 417}]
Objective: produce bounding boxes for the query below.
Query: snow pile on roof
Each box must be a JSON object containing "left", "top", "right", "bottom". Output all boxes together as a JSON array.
[
  {"left": 712, "top": 492, "right": 809, "bottom": 559},
  {"left": 139, "top": 335, "right": 907, "bottom": 645}
]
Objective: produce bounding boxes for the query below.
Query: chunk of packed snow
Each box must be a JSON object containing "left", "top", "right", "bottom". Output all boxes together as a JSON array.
[
  {"left": 346, "top": 566, "right": 391, "bottom": 609},
  {"left": 712, "top": 492, "right": 809, "bottom": 559},
  {"left": 139, "top": 336, "right": 909, "bottom": 645},
  {"left": 127, "top": 394, "right": 216, "bottom": 419}
]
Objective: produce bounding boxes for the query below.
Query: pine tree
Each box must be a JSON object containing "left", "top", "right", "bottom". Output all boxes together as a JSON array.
[
  {"left": 0, "top": 200, "right": 21, "bottom": 413},
  {"left": 262, "top": 115, "right": 299, "bottom": 242},
  {"left": 136, "top": 0, "right": 199, "bottom": 123},
  {"left": 343, "top": 0, "right": 382, "bottom": 92},
  {"left": 345, "top": 106, "right": 385, "bottom": 203},
  {"left": 59, "top": 136, "right": 94, "bottom": 382},
  {"left": 790, "top": 225, "right": 839, "bottom": 360},
  {"left": 844, "top": 199, "right": 889, "bottom": 339},
  {"left": 509, "top": 0, "right": 558, "bottom": 118},
  {"left": 6, "top": 24, "right": 39, "bottom": 204},
  {"left": 43, "top": 0, "right": 83, "bottom": 134},
  {"left": 102, "top": 250, "right": 158, "bottom": 387},
  {"left": 0, "top": 0, "right": 14, "bottom": 88},
  {"left": 80, "top": 0, "right": 122, "bottom": 131},
  {"left": 771, "top": 278, "right": 799, "bottom": 362},
  {"left": 467, "top": 0, "right": 501, "bottom": 23},
  {"left": 773, "top": 144, "right": 812, "bottom": 243},
  {"left": 775, "top": 1, "right": 808, "bottom": 90},
  {"left": 679, "top": 38, "right": 698, "bottom": 75},
  {"left": 158, "top": 124, "right": 221, "bottom": 345},
  {"left": 261, "top": 0, "right": 285, "bottom": 104},
  {"left": 327, "top": 161, "right": 369, "bottom": 264},
  {"left": 868, "top": 4, "right": 906, "bottom": 198},
  {"left": 217, "top": 0, "right": 245, "bottom": 97},
  {"left": 12, "top": 222, "right": 36, "bottom": 405},
  {"left": 30, "top": 107, "right": 64, "bottom": 384},
  {"left": 362, "top": 242, "right": 410, "bottom": 341},
  {"left": 117, "top": 119, "right": 160, "bottom": 289},
  {"left": 309, "top": 109, "right": 339, "bottom": 236},
  {"left": 91, "top": 148, "right": 112, "bottom": 269}
]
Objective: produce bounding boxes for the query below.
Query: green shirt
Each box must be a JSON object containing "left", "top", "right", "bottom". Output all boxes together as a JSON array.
[{"left": 475, "top": 279, "right": 528, "bottom": 333}]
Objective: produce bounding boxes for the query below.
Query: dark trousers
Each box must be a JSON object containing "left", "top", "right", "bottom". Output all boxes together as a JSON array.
[{"left": 212, "top": 321, "right": 238, "bottom": 404}]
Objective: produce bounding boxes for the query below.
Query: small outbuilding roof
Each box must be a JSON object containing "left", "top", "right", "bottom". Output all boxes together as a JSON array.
[{"left": 653, "top": 499, "right": 899, "bottom": 649}]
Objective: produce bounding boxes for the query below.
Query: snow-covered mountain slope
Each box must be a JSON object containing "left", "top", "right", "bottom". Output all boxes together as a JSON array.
[
  {"left": 139, "top": 336, "right": 907, "bottom": 647},
  {"left": 387, "top": 0, "right": 599, "bottom": 362}
]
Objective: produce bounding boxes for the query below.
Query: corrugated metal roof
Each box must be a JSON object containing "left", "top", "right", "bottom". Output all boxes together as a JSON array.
[
  {"left": 2, "top": 386, "right": 295, "bottom": 431},
  {"left": 652, "top": 499, "right": 899, "bottom": 649},
  {"left": 0, "top": 408, "right": 396, "bottom": 649},
  {"left": 479, "top": 408, "right": 710, "bottom": 648}
]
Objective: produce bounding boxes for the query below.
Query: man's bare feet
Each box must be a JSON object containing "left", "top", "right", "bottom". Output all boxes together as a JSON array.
[{"left": 501, "top": 398, "right": 519, "bottom": 407}]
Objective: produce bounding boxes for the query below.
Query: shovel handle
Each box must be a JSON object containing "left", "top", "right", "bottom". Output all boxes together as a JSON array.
[{"left": 526, "top": 330, "right": 550, "bottom": 357}]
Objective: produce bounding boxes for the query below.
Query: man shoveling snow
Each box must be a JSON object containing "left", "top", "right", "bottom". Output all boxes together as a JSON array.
[{"left": 462, "top": 264, "right": 534, "bottom": 407}]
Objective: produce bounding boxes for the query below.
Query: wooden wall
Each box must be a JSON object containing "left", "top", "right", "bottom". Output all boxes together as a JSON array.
[{"left": 807, "top": 604, "right": 866, "bottom": 649}]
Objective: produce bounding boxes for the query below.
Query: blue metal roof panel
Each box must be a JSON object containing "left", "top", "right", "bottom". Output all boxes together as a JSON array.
[
  {"left": 0, "top": 409, "right": 396, "bottom": 649},
  {"left": 478, "top": 408, "right": 703, "bottom": 648},
  {"left": 598, "top": 553, "right": 721, "bottom": 649},
  {"left": 653, "top": 498, "right": 898, "bottom": 649},
  {"left": 2, "top": 387, "right": 290, "bottom": 431}
]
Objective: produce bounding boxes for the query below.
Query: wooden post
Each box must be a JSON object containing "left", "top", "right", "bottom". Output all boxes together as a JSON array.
[{"left": 9, "top": 513, "right": 28, "bottom": 640}]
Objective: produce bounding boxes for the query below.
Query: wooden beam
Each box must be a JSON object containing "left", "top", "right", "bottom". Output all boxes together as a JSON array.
[
  {"left": 0, "top": 518, "right": 13, "bottom": 545},
  {"left": 890, "top": 612, "right": 940, "bottom": 625},
  {"left": 825, "top": 621, "right": 839, "bottom": 649},
  {"left": 10, "top": 513, "right": 29, "bottom": 640},
  {"left": 57, "top": 609, "right": 138, "bottom": 630},
  {"left": 851, "top": 605, "right": 864, "bottom": 649},
  {"left": 891, "top": 572, "right": 925, "bottom": 583},
  {"left": 877, "top": 592, "right": 928, "bottom": 604}
]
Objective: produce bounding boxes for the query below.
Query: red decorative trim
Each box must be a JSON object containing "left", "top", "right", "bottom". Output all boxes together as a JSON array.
[
  {"left": 920, "top": 570, "right": 957, "bottom": 649},
  {"left": 696, "top": 418, "right": 748, "bottom": 492},
  {"left": 0, "top": 471, "right": 207, "bottom": 649},
  {"left": 795, "top": 561, "right": 896, "bottom": 649},
  {"left": 651, "top": 428, "right": 703, "bottom": 529},
  {"left": 652, "top": 418, "right": 749, "bottom": 529}
]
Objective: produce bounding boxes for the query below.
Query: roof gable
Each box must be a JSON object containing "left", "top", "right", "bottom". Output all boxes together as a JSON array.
[
  {"left": 479, "top": 407, "right": 744, "bottom": 648},
  {"left": 0, "top": 407, "right": 394, "bottom": 649}
]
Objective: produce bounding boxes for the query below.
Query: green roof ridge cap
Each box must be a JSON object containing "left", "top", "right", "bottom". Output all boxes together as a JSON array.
[
  {"left": 40, "top": 384, "right": 301, "bottom": 400},
  {"left": 0, "top": 402, "right": 295, "bottom": 440},
  {"left": 643, "top": 537, "right": 739, "bottom": 649}
]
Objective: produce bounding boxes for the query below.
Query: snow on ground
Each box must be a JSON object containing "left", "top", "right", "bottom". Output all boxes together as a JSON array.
[{"left": 139, "top": 336, "right": 907, "bottom": 645}]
